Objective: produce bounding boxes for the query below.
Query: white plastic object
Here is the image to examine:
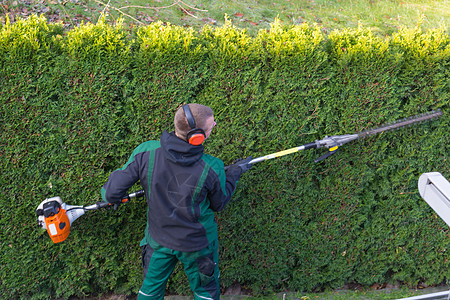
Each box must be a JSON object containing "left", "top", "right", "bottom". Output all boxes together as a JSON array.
[{"left": 418, "top": 172, "right": 450, "bottom": 227}]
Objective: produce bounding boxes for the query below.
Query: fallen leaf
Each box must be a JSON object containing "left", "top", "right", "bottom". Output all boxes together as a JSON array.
[
  {"left": 202, "top": 17, "right": 217, "bottom": 25},
  {"left": 234, "top": 13, "right": 243, "bottom": 17}
]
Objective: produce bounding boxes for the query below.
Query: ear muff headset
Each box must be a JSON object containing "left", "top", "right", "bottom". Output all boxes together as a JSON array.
[{"left": 183, "top": 104, "right": 206, "bottom": 146}]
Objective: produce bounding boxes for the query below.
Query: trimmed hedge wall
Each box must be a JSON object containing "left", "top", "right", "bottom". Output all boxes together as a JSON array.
[{"left": 0, "top": 15, "right": 448, "bottom": 299}]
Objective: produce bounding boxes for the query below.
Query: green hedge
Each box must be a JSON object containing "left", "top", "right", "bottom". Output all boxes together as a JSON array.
[{"left": 0, "top": 15, "right": 448, "bottom": 299}]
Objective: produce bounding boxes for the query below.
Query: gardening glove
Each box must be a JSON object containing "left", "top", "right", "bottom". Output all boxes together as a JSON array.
[
  {"left": 226, "top": 156, "right": 253, "bottom": 177},
  {"left": 234, "top": 156, "right": 253, "bottom": 173}
]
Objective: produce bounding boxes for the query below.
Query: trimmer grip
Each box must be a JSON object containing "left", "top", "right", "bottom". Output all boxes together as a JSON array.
[
  {"left": 314, "top": 149, "right": 338, "bottom": 163},
  {"left": 125, "top": 190, "right": 145, "bottom": 201},
  {"left": 96, "top": 201, "right": 111, "bottom": 209}
]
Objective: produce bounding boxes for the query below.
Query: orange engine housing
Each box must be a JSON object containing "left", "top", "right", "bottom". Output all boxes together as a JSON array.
[{"left": 44, "top": 206, "right": 71, "bottom": 243}]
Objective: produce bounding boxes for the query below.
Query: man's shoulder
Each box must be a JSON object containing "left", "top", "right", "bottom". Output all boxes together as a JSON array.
[
  {"left": 132, "top": 140, "right": 161, "bottom": 155},
  {"left": 201, "top": 154, "right": 224, "bottom": 174}
]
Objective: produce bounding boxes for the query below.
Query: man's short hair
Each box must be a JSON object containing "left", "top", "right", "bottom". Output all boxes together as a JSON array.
[{"left": 174, "top": 104, "right": 213, "bottom": 141}]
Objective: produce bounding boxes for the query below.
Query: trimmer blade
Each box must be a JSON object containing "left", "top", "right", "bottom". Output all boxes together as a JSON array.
[{"left": 359, "top": 110, "right": 443, "bottom": 138}]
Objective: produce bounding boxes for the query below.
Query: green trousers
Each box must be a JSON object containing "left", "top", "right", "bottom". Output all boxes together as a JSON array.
[{"left": 138, "top": 237, "right": 220, "bottom": 300}]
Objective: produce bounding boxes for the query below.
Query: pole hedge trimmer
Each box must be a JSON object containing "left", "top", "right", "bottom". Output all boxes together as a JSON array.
[{"left": 37, "top": 110, "right": 442, "bottom": 243}]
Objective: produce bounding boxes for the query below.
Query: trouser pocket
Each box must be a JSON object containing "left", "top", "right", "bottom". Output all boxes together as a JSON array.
[
  {"left": 196, "top": 254, "right": 216, "bottom": 286},
  {"left": 141, "top": 245, "right": 147, "bottom": 268},
  {"left": 141, "top": 243, "right": 155, "bottom": 279}
]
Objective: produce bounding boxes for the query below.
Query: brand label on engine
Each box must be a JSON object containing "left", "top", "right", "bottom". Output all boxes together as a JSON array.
[{"left": 48, "top": 223, "right": 57, "bottom": 236}]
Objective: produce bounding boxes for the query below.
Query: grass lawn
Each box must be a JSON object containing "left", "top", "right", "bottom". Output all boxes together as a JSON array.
[{"left": 1, "top": 0, "right": 448, "bottom": 36}]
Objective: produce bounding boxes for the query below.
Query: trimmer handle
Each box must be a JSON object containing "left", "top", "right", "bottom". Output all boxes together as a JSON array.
[
  {"left": 95, "top": 201, "right": 112, "bottom": 209},
  {"left": 121, "top": 190, "right": 145, "bottom": 203},
  {"left": 314, "top": 148, "right": 339, "bottom": 163},
  {"left": 115, "top": 189, "right": 146, "bottom": 209},
  {"left": 89, "top": 190, "right": 146, "bottom": 210}
]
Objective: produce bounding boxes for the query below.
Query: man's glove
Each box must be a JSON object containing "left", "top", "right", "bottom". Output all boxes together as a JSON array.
[
  {"left": 226, "top": 156, "right": 253, "bottom": 179},
  {"left": 234, "top": 156, "right": 253, "bottom": 173}
]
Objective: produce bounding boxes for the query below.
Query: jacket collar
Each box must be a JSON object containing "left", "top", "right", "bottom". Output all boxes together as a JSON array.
[{"left": 160, "top": 131, "right": 204, "bottom": 166}]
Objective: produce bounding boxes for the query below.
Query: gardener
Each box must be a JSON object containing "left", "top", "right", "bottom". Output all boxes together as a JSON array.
[{"left": 101, "top": 103, "right": 252, "bottom": 300}]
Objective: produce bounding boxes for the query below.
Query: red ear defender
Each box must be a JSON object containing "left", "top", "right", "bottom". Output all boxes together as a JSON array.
[
  {"left": 183, "top": 104, "right": 206, "bottom": 145},
  {"left": 187, "top": 129, "right": 206, "bottom": 145}
]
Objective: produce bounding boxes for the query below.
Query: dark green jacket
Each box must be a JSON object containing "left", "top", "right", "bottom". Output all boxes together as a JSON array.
[{"left": 102, "top": 131, "right": 242, "bottom": 252}]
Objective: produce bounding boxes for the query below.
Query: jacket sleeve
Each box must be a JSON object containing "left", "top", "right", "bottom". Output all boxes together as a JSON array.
[
  {"left": 206, "top": 162, "right": 243, "bottom": 212},
  {"left": 101, "top": 155, "right": 141, "bottom": 204}
]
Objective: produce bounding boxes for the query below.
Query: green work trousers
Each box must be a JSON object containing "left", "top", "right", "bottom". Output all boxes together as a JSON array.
[{"left": 137, "top": 237, "right": 220, "bottom": 300}]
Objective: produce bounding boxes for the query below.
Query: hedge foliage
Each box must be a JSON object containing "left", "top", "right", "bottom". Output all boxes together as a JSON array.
[{"left": 0, "top": 15, "right": 449, "bottom": 299}]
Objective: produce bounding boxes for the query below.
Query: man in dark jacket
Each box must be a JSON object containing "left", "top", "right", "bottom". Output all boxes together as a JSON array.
[{"left": 101, "top": 104, "right": 252, "bottom": 300}]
